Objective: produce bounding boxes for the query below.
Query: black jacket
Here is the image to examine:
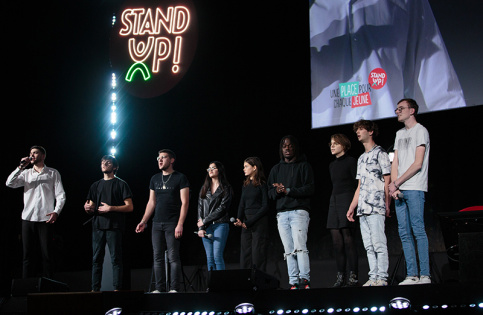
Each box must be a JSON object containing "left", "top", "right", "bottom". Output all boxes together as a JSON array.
[{"left": 198, "top": 185, "right": 233, "bottom": 229}]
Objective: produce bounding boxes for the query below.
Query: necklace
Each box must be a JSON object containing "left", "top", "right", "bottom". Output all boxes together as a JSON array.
[{"left": 162, "top": 173, "right": 172, "bottom": 189}]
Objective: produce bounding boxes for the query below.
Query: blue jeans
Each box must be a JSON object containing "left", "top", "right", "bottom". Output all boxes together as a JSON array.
[
  {"left": 152, "top": 222, "right": 181, "bottom": 291},
  {"left": 92, "top": 229, "right": 123, "bottom": 291},
  {"left": 395, "top": 190, "right": 429, "bottom": 277},
  {"left": 202, "top": 223, "right": 229, "bottom": 271},
  {"left": 277, "top": 210, "right": 310, "bottom": 285},
  {"left": 359, "top": 214, "right": 388, "bottom": 281}
]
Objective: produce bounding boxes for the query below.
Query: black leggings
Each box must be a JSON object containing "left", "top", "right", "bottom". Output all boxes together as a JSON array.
[{"left": 330, "top": 228, "right": 358, "bottom": 273}]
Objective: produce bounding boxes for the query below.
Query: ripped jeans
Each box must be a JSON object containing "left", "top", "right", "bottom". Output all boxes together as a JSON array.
[{"left": 277, "top": 210, "right": 310, "bottom": 285}]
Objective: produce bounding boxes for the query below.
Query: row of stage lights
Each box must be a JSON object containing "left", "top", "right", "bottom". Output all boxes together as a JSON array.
[{"left": 131, "top": 302, "right": 482, "bottom": 315}]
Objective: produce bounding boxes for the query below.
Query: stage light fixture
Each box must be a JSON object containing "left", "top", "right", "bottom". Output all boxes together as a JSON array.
[
  {"left": 353, "top": 307, "right": 360, "bottom": 313},
  {"left": 111, "top": 130, "right": 117, "bottom": 139},
  {"left": 110, "top": 146, "right": 117, "bottom": 155},
  {"left": 277, "top": 309, "right": 284, "bottom": 315},
  {"left": 302, "top": 309, "right": 309, "bottom": 314},
  {"left": 111, "top": 112, "right": 117, "bottom": 124},
  {"left": 422, "top": 305, "right": 430, "bottom": 310},
  {"left": 378, "top": 306, "right": 385, "bottom": 312},
  {"left": 105, "top": 307, "right": 122, "bottom": 315},
  {"left": 478, "top": 302, "right": 483, "bottom": 308},
  {"left": 111, "top": 92, "right": 117, "bottom": 102},
  {"left": 389, "top": 297, "right": 411, "bottom": 310},
  {"left": 370, "top": 307, "right": 377, "bottom": 312},
  {"left": 327, "top": 308, "right": 334, "bottom": 314},
  {"left": 235, "top": 303, "right": 255, "bottom": 315}
]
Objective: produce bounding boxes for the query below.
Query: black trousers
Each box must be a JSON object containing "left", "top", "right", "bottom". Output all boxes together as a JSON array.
[
  {"left": 240, "top": 215, "right": 269, "bottom": 272},
  {"left": 22, "top": 220, "right": 54, "bottom": 278}
]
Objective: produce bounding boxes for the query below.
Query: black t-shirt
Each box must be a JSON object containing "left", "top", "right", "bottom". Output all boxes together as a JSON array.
[
  {"left": 86, "top": 177, "right": 133, "bottom": 230},
  {"left": 150, "top": 171, "right": 190, "bottom": 223}
]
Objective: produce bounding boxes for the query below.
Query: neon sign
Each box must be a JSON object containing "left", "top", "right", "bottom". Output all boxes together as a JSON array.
[{"left": 110, "top": 0, "right": 198, "bottom": 98}]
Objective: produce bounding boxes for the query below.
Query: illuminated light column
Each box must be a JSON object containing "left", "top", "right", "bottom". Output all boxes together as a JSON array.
[
  {"left": 108, "top": 13, "right": 118, "bottom": 157},
  {"left": 109, "top": 73, "right": 118, "bottom": 156}
]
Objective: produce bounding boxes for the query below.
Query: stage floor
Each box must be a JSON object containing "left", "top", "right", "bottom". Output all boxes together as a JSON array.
[{"left": 1, "top": 282, "right": 482, "bottom": 315}]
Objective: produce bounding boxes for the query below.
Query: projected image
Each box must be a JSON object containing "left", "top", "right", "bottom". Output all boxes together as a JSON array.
[{"left": 309, "top": 0, "right": 466, "bottom": 129}]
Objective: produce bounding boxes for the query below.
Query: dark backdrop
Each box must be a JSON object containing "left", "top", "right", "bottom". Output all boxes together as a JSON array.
[{"left": 1, "top": 0, "right": 482, "bottom": 294}]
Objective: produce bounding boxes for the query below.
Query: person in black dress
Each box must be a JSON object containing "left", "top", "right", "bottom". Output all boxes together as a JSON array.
[
  {"left": 328, "top": 134, "right": 359, "bottom": 287},
  {"left": 234, "top": 157, "right": 269, "bottom": 272}
]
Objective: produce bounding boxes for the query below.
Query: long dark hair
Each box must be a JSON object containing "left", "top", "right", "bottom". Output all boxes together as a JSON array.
[
  {"left": 243, "top": 157, "right": 266, "bottom": 187},
  {"left": 200, "top": 161, "right": 230, "bottom": 198}
]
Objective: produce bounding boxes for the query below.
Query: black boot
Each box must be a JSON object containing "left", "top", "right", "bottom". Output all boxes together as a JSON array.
[
  {"left": 345, "top": 271, "right": 359, "bottom": 287},
  {"left": 333, "top": 272, "right": 345, "bottom": 287}
]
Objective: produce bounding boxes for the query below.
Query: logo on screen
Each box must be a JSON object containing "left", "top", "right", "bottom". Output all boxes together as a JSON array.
[
  {"left": 369, "top": 68, "right": 387, "bottom": 90},
  {"left": 110, "top": 0, "right": 198, "bottom": 98}
]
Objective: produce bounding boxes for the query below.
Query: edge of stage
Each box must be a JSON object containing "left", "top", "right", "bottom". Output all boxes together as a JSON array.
[{"left": 1, "top": 282, "right": 482, "bottom": 315}]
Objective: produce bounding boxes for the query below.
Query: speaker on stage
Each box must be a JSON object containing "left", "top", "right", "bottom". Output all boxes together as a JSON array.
[
  {"left": 459, "top": 232, "right": 483, "bottom": 283},
  {"left": 11, "top": 277, "right": 69, "bottom": 296},
  {"left": 207, "top": 269, "right": 279, "bottom": 292}
]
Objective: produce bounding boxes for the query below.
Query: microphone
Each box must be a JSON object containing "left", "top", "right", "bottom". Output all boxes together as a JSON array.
[
  {"left": 397, "top": 192, "right": 404, "bottom": 199},
  {"left": 20, "top": 156, "right": 32, "bottom": 167},
  {"left": 194, "top": 231, "right": 212, "bottom": 239},
  {"left": 230, "top": 217, "right": 236, "bottom": 223}
]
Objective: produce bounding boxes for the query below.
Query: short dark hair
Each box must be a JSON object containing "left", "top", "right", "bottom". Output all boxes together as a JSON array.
[
  {"left": 398, "top": 98, "right": 419, "bottom": 116},
  {"left": 279, "top": 135, "right": 300, "bottom": 160},
  {"left": 329, "top": 134, "right": 351, "bottom": 152},
  {"left": 30, "top": 145, "right": 46, "bottom": 156},
  {"left": 102, "top": 155, "right": 119, "bottom": 173},
  {"left": 353, "top": 119, "right": 379, "bottom": 138},
  {"left": 158, "top": 149, "right": 176, "bottom": 160}
]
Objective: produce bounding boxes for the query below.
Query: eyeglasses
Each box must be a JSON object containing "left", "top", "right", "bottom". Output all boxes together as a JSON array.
[
  {"left": 394, "top": 106, "right": 409, "bottom": 113},
  {"left": 157, "top": 156, "right": 170, "bottom": 161},
  {"left": 206, "top": 167, "right": 217, "bottom": 172}
]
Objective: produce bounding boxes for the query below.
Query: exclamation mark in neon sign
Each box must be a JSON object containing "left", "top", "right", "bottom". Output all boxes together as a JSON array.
[{"left": 172, "top": 36, "right": 182, "bottom": 73}]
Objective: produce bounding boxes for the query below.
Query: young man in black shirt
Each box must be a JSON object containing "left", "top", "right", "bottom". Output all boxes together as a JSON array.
[
  {"left": 136, "top": 149, "right": 189, "bottom": 293},
  {"left": 85, "top": 155, "right": 133, "bottom": 291}
]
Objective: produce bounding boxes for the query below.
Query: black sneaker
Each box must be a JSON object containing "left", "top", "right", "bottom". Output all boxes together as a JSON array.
[
  {"left": 290, "top": 283, "right": 299, "bottom": 290},
  {"left": 333, "top": 272, "right": 345, "bottom": 287},
  {"left": 345, "top": 271, "right": 359, "bottom": 287},
  {"left": 300, "top": 278, "right": 310, "bottom": 289}
]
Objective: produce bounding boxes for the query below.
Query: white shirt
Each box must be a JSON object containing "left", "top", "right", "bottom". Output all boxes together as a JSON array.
[
  {"left": 309, "top": 0, "right": 465, "bottom": 128},
  {"left": 6, "top": 166, "right": 66, "bottom": 222},
  {"left": 394, "top": 123, "right": 430, "bottom": 192}
]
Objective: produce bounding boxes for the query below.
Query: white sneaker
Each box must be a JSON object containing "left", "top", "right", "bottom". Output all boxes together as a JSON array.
[
  {"left": 398, "top": 276, "right": 419, "bottom": 285},
  {"left": 363, "top": 279, "right": 377, "bottom": 287},
  {"left": 168, "top": 290, "right": 178, "bottom": 293},
  {"left": 151, "top": 290, "right": 161, "bottom": 293},
  {"left": 419, "top": 276, "right": 431, "bottom": 284},
  {"left": 375, "top": 279, "right": 388, "bottom": 286}
]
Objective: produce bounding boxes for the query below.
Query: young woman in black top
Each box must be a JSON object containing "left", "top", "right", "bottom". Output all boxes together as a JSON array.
[
  {"left": 234, "top": 157, "right": 269, "bottom": 272},
  {"left": 328, "top": 134, "right": 359, "bottom": 287}
]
